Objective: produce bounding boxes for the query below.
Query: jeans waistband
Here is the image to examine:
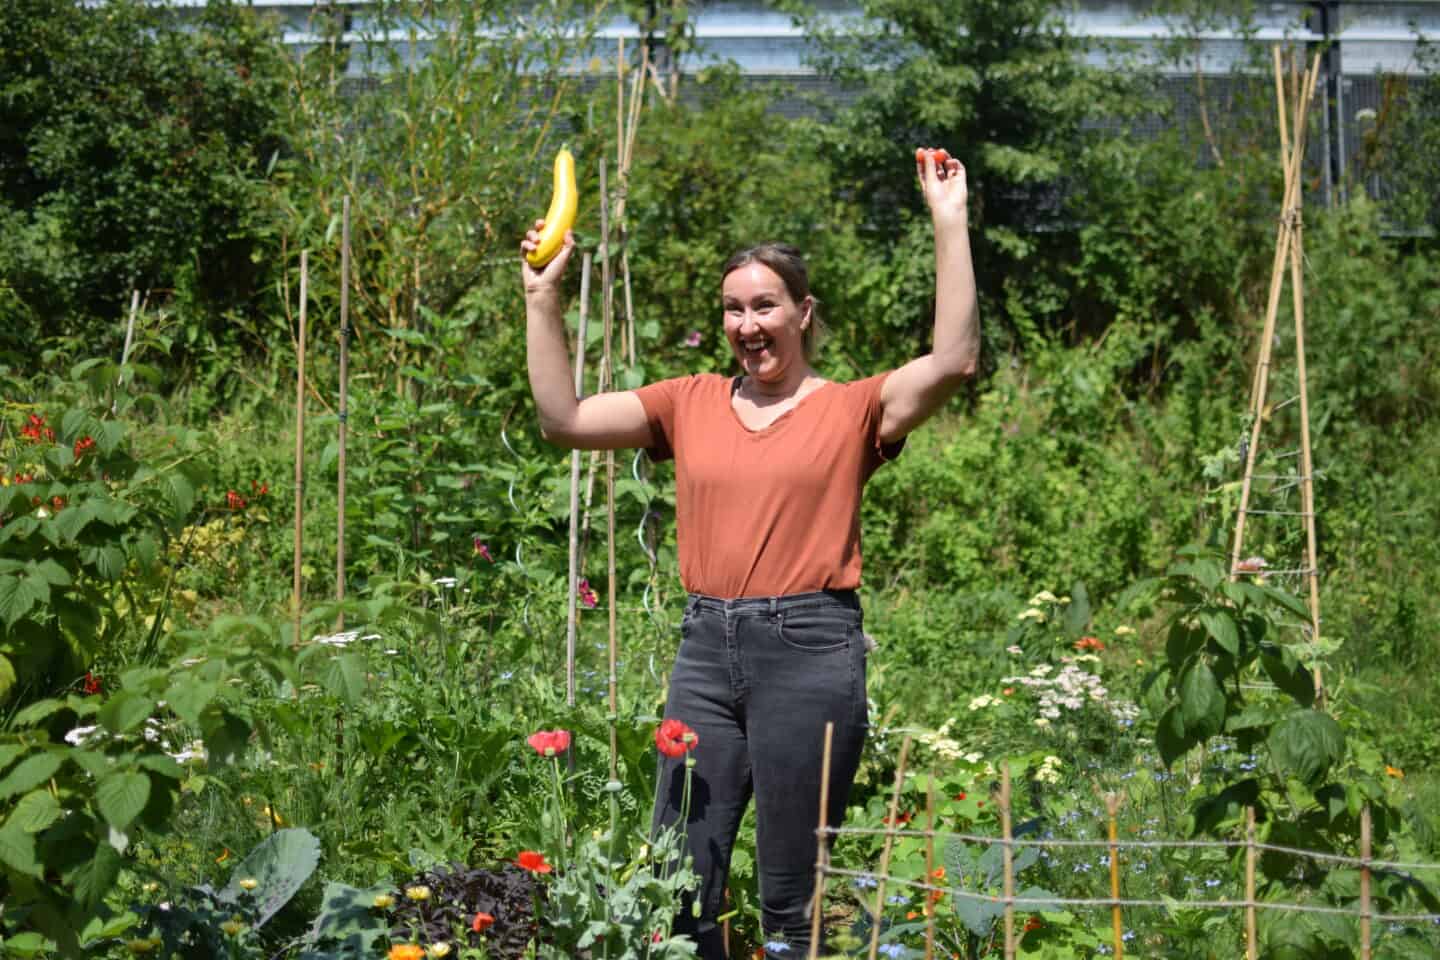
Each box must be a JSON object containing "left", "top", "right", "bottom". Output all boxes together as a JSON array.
[{"left": 686, "top": 589, "right": 860, "bottom": 617}]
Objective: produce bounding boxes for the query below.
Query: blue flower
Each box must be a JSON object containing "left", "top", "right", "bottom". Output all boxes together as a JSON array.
[
  {"left": 853, "top": 874, "right": 878, "bottom": 889},
  {"left": 877, "top": 945, "right": 905, "bottom": 959},
  {"left": 763, "top": 942, "right": 792, "bottom": 954},
  {"left": 887, "top": 894, "right": 907, "bottom": 905}
]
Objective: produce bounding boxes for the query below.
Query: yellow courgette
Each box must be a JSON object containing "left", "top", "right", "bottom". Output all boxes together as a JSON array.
[{"left": 525, "top": 147, "right": 578, "bottom": 268}]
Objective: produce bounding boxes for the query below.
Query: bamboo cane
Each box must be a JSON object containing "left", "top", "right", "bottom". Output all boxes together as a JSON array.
[
  {"left": 336, "top": 197, "right": 351, "bottom": 630},
  {"left": 868, "top": 736, "right": 913, "bottom": 960},
  {"left": 1106, "top": 793, "right": 1124, "bottom": 959},
  {"left": 113, "top": 290, "right": 141, "bottom": 413},
  {"left": 924, "top": 771, "right": 937, "bottom": 960},
  {"left": 1360, "top": 805, "right": 1373, "bottom": 960},
  {"left": 567, "top": 252, "right": 593, "bottom": 708},
  {"left": 600, "top": 155, "right": 620, "bottom": 784},
  {"left": 1001, "top": 764, "right": 1015, "bottom": 960},
  {"left": 807, "top": 723, "right": 836, "bottom": 960},
  {"left": 292, "top": 250, "right": 309, "bottom": 648},
  {"left": 1245, "top": 806, "right": 1258, "bottom": 960}
]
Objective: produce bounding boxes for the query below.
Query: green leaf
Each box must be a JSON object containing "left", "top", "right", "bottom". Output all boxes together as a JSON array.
[
  {"left": 165, "top": 679, "right": 219, "bottom": 727},
  {"left": 1268, "top": 710, "right": 1345, "bottom": 787},
  {"left": 1165, "top": 621, "right": 1203, "bottom": 664},
  {"left": 0, "top": 654, "right": 15, "bottom": 701},
  {"left": 8, "top": 789, "right": 61, "bottom": 832},
  {"left": 1179, "top": 661, "right": 1225, "bottom": 739},
  {"left": 95, "top": 770, "right": 151, "bottom": 829},
  {"left": 162, "top": 471, "right": 196, "bottom": 519},
  {"left": 0, "top": 574, "right": 45, "bottom": 628},
  {"left": 1263, "top": 584, "right": 1313, "bottom": 620},
  {"left": 1063, "top": 579, "right": 1091, "bottom": 638},
  {"left": 0, "top": 820, "right": 41, "bottom": 876},
  {"left": 137, "top": 753, "right": 185, "bottom": 781},
  {"left": 1261, "top": 647, "right": 1316, "bottom": 708},
  {"left": 322, "top": 653, "right": 368, "bottom": 705},
  {"left": 32, "top": 558, "right": 72, "bottom": 587},
  {"left": 1156, "top": 704, "right": 1195, "bottom": 768},
  {"left": 1199, "top": 610, "right": 1240, "bottom": 657},
  {"left": 1169, "top": 558, "right": 1223, "bottom": 592},
  {"left": 222, "top": 829, "right": 322, "bottom": 927},
  {"left": 0, "top": 752, "right": 63, "bottom": 799},
  {"left": 98, "top": 690, "right": 155, "bottom": 735},
  {"left": 72, "top": 842, "right": 124, "bottom": 911}
]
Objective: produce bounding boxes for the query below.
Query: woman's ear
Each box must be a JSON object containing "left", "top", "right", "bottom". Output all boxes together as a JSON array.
[{"left": 800, "top": 296, "right": 814, "bottom": 331}]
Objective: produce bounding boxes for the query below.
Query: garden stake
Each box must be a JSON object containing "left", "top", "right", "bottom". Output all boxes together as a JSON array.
[
  {"left": 336, "top": 196, "right": 350, "bottom": 631},
  {"left": 113, "top": 289, "right": 140, "bottom": 413},
  {"left": 1106, "top": 793, "right": 1123, "bottom": 958},
  {"left": 1360, "top": 805, "right": 1373, "bottom": 959},
  {"left": 1245, "top": 806, "right": 1258, "bottom": 959},
  {"left": 599, "top": 156, "right": 620, "bottom": 784},
  {"left": 1000, "top": 764, "right": 1015, "bottom": 960},
  {"left": 292, "top": 250, "right": 308, "bottom": 649},
  {"left": 566, "top": 252, "right": 592, "bottom": 709},
  {"left": 868, "top": 735, "right": 912, "bottom": 960},
  {"left": 924, "top": 770, "right": 937, "bottom": 960},
  {"left": 808, "top": 722, "right": 835, "bottom": 960}
]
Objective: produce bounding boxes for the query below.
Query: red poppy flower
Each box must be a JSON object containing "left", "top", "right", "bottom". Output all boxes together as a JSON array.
[
  {"left": 472, "top": 911, "right": 495, "bottom": 933},
  {"left": 474, "top": 538, "right": 493, "bottom": 562},
  {"left": 514, "top": 850, "right": 552, "bottom": 874},
  {"left": 577, "top": 578, "right": 598, "bottom": 609},
  {"left": 654, "top": 719, "right": 699, "bottom": 758},
  {"left": 526, "top": 729, "right": 571, "bottom": 757},
  {"left": 73, "top": 435, "right": 95, "bottom": 459},
  {"left": 226, "top": 490, "right": 247, "bottom": 511}
]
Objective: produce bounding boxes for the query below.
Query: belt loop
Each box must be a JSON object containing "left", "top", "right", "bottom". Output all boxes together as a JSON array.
[{"left": 768, "top": 596, "right": 778, "bottom": 618}]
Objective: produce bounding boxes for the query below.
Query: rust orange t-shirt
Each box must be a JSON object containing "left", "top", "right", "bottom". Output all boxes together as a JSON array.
[{"left": 633, "top": 372, "right": 903, "bottom": 598}]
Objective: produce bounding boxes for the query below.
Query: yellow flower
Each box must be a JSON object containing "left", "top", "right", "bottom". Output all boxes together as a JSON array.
[
  {"left": 373, "top": 893, "right": 396, "bottom": 909},
  {"left": 220, "top": 917, "right": 245, "bottom": 937},
  {"left": 389, "top": 946, "right": 426, "bottom": 960},
  {"left": 428, "top": 944, "right": 453, "bottom": 958},
  {"left": 1386, "top": 765, "right": 1405, "bottom": 779},
  {"left": 238, "top": 877, "right": 258, "bottom": 891},
  {"left": 404, "top": 885, "right": 432, "bottom": 902},
  {"left": 1114, "top": 625, "right": 1136, "bottom": 637}
]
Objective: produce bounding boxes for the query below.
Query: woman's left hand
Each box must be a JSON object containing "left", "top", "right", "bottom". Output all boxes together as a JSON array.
[{"left": 915, "top": 146, "right": 968, "bottom": 232}]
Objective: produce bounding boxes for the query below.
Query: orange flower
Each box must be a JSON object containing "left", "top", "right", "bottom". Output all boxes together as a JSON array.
[
  {"left": 389, "top": 946, "right": 425, "bottom": 960},
  {"left": 515, "top": 850, "right": 552, "bottom": 874},
  {"left": 1074, "top": 636, "right": 1105, "bottom": 652},
  {"left": 931, "top": 866, "right": 946, "bottom": 882},
  {"left": 1385, "top": 765, "right": 1405, "bottom": 779},
  {"left": 472, "top": 911, "right": 496, "bottom": 933},
  {"left": 906, "top": 910, "right": 920, "bottom": 920}
]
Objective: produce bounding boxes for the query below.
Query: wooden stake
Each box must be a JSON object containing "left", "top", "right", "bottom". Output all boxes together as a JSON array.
[
  {"left": 114, "top": 289, "right": 141, "bottom": 413},
  {"left": 566, "top": 252, "right": 592, "bottom": 708},
  {"left": 599, "top": 155, "right": 619, "bottom": 783},
  {"left": 1360, "top": 805, "right": 1373, "bottom": 960},
  {"left": 868, "top": 736, "right": 912, "bottom": 960},
  {"left": 807, "top": 722, "right": 836, "bottom": 960},
  {"left": 292, "top": 250, "right": 309, "bottom": 648},
  {"left": 1245, "top": 806, "right": 1258, "bottom": 960},
  {"left": 1001, "top": 764, "right": 1015, "bottom": 960},
  {"left": 336, "top": 197, "right": 351, "bottom": 630},
  {"left": 924, "top": 771, "right": 937, "bottom": 960},
  {"left": 1106, "top": 793, "right": 1124, "bottom": 959}
]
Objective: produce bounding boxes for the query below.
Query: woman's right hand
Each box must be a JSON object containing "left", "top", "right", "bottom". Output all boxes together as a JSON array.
[{"left": 520, "top": 219, "right": 576, "bottom": 294}]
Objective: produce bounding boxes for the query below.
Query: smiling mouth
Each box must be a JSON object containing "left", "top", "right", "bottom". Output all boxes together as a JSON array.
[{"left": 741, "top": 336, "right": 773, "bottom": 356}]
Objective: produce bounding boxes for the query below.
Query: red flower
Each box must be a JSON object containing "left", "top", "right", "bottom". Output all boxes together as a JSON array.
[
  {"left": 20, "top": 414, "right": 54, "bottom": 444},
  {"left": 50, "top": 496, "right": 65, "bottom": 512},
  {"left": 514, "top": 850, "right": 552, "bottom": 874},
  {"left": 250, "top": 480, "right": 269, "bottom": 497},
  {"left": 882, "top": 810, "right": 914, "bottom": 825},
  {"left": 472, "top": 911, "right": 495, "bottom": 933},
  {"left": 1074, "top": 636, "right": 1105, "bottom": 652},
  {"left": 526, "top": 729, "right": 571, "bottom": 757},
  {"left": 577, "top": 578, "right": 598, "bottom": 609},
  {"left": 82, "top": 672, "right": 102, "bottom": 695},
  {"left": 226, "top": 490, "right": 247, "bottom": 511},
  {"left": 73, "top": 435, "right": 95, "bottom": 459},
  {"left": 473, "top": 538, "right": 493, "bottom": 562},
  {"left": 954, "top": 792, "right": 967, "bottom": 801},
  {"left": 1023, "top": 915, "right": 1043, "bottom": 932},
  {"left": 652, "top": 931, "right": 663, "bottom": 944},
  {"left": 655, "top": 719, "right": 699, "bottom": 758}
]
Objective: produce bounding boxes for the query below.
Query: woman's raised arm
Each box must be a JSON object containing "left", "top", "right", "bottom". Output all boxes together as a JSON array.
[
  {"left": 522, "top": 223, "right": 652, "bottom": 451},
  {"left": 878, "top": 148, "right": 981, "bottom": 444}
]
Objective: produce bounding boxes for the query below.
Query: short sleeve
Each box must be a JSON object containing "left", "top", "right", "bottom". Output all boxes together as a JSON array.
[
  {"left": 631, "top": 376, "right": 686, "bottom": 462},
  {"left": 859, "top": 371, "right": 906, "bottom": 465}
]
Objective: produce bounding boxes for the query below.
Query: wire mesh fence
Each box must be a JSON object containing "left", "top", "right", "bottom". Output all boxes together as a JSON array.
[{"left": 808, "top": 730, "right": 1440, "bottom": 960}]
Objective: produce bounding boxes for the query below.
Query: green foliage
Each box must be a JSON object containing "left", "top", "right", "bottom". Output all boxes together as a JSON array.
[{"left": 0, "top": 0, "right": 286, "bottom": 348}]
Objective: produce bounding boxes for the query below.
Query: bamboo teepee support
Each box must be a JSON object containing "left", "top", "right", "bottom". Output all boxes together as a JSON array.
[
  {"left": 867, "top": 736, "right": 913, "bottom": 960},
  {"left": 292, "top": 250, "right": 309, "bottom": 648},
  {"left": 1000, "top": 765, "right": 1016, "bottom": 960},
  {"left": 336, "top": 197, "right": 351, "bottom": 630},
  {"left": 807, "top": 723, "right": 836, "bottom": 960},
  {"left": 1106, "top": 793, "right": 1124, "bottom": 959},
  {"left": 1245, "top": 807, "right": 1258, "bottom": 960},
  {"left": 923, "top": 772, "right": 938, "bottom": 960},
  {"left": 566, "top": 252, "right": 592, "bottom": 708},
  {"left": 1229, "top": 47, "right": 1325, "bottom": 705}
]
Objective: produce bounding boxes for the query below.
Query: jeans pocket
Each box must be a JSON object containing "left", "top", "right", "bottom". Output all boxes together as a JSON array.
[{"left": 775, "top": 607, "right": 859, "bottom": 654}]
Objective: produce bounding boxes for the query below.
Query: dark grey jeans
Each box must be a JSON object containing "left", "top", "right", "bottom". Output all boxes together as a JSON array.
[{"left": 652, "top": 590, "right": 870, "bottom": 959}]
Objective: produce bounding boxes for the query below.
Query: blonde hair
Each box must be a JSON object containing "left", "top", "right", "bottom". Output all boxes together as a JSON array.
[{"left": 721, "top": 243, "right": 827, "bottom": 361}]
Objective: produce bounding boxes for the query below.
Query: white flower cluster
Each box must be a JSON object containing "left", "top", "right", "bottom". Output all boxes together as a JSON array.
[
  {"left": 311, "top": 630, "right": 382, "bottom": 647},
  {"left": 1003, "top": 658, "right": 1108, "bottom": 723},
  {"left": 1033, "top": 754, "right": 1064, "bottom": 785},
  {"left": 968, "top": 694, "right": 1002, "bottom": 711},
  {"left": 64, "top": 722, "right": 206, "bottom": 766},
  {"left": 916, "top": 719, "right": 988, "bottom": 764}
]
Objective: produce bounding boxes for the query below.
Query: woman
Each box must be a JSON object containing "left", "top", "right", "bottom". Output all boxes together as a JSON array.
[{"left": 521, "top": 148, "right": 978, "bottom": 958}]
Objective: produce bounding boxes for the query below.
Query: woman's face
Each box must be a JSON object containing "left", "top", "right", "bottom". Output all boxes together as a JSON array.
[{"left": 721, "top": 262, "right": 810, "bottom": 385}]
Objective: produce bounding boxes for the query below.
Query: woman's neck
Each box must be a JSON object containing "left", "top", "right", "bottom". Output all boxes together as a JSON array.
[{"left": 742, "top": 366, "right": 820, "bottom": 403}]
